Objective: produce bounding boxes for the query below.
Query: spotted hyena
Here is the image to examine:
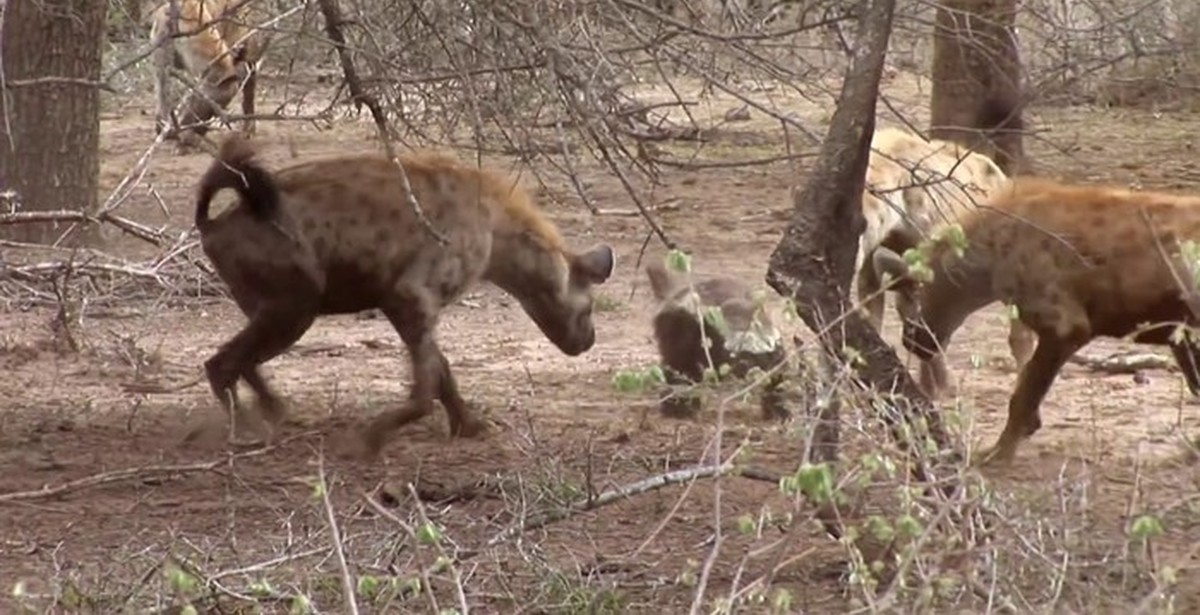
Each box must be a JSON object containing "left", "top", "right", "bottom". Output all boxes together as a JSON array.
[
  {"left": 147, "top": 0, "right": 272, "bottom": 146},
  {"left": 192, "top": 135, "right": 616, "bottom": 457},
  {"left": 855, "top": 124, "right": 1035, "bottom": 400},
  {"left": 645, "top": 258, "right": 800, "bottom": 421},
  {"left": 873, "top": 177, "right": 1200, "bottom": 466}
]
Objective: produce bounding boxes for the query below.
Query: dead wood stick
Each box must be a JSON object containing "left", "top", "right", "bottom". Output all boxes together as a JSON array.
[
  {"left": 0, "top": 209, "right": 164, "bottom": 245},
  {"left": 363, "top": 463, "right": 790, "bottom": 605},
  {"left": 121, "top": 374, "right": 205, "bottom": 394},
  {"left": 0, "top": 438, "right": 302, "bottom": 503},
  {"left": 1068, "top": 352, "right": 1175, "bottom": 374},
  {"left": 317, "top": 452, "right": 361, "bottom": 615},
  {"left": 483, "top": 463, "right": 782, "bottom": 548}
]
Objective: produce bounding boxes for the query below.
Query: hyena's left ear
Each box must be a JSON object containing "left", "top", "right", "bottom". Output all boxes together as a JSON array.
[
  {"left": 644, "top": 260, "right": 682, "bottom": 302},
  {"left": 573, "top": 245, "right": 615, "bottom": 284}
]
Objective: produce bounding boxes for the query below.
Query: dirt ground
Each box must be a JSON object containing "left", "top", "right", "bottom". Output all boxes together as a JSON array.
[{"left": 2, "top": 63, "right": 1200, "bottom": 612}]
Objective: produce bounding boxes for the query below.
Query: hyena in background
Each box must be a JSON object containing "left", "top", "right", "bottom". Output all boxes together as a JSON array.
[
  {"left": 645, "top": 258, "right": 801, "bottom": 421},
  {"left": 855, "top": 125, "right": 1035, "bottom": 399},
  {"left": 147, "top": 0, "right": 272, "bottom": 146},
  {"left": 872, "top": 177, "right": 1200, "bottom": 466},
  {"left": 192, "top": 135, "right": 616, "bottom": 457}
]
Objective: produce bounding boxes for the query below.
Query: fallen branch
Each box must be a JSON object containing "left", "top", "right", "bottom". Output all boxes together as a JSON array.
[
  {"left": 0, "top": 230, "right": 225, "bottom": 306},
  {"left": 121, "top": 375, "right": 206, "bottom": 394},
  {"left": 484, "top": 462, "right": 782, "bottom": 548},
  {"left": 0, "top": 437, "right": 303, "bottom": 503},
  {"left": 1068, "top": 352, "right": 1175, "bottom": 375},
  {"left": 0, "top": 209, "right": 166, "bottom": 246},
  {"left": 316, "top": 451, "right": 360, "bottom": 615}
]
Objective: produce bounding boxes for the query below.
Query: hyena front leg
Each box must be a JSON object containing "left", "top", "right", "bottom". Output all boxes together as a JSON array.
[{"left": 151, "top": 26, "right": 180, "bottom": 140}]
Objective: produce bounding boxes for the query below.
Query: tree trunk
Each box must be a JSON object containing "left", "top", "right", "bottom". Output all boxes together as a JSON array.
[
  {"left": 0, "top": 0, "right": 107, "bottom": 245},
  {"left": 929, "top": 0, "right": 1026, "bottom": 175},
  {"left": 766, "top": 0, "right": 950, "bottom": 467}
]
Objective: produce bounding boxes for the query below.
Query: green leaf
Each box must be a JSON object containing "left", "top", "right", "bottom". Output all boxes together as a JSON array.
[
  {"left": 666, "top": 249, "right": 692, "bottom": 273},
  {"left": 612, "top": 369, "right": 645, "bottom": 393},
  {"left": 416, "top": 521, "right": 443, "bottom": 545},
  {"left": 357, "top": 575, "right": 381, "bottom": 599},
  {"left": 737, "top": 514, "right": 758, "bottom": 535},
  {"left": 289, "top": 595, "right": 313, "bottom": 615},
  {"left": 702, "top": 305, "right": 730, "bottom": 337},
  {"left": 1129, "top": 514, "right": 1165, "bottom": 541},
  {"left": 896, "top": 513, "right": 922, "bottom": 538},
  {"left": 771, "top": 588, "right": 794, "bottom": 614},
  {"left": 794, "top": 462, "right": 834, "bottom": 503}
]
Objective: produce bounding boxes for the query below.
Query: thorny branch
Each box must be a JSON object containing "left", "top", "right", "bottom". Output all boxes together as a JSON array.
[{"left": 316, "top": 0, "right": 450, "bottom": 246}]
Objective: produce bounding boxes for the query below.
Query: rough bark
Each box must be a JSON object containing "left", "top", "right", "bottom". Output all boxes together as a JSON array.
[
  {"left": 930, "top": 0, "right": 1026, "bottom": 175},
  {"left": 765, "top": 0, "right": 949, "bottom": 465},
  {"left": 0, "top": 0, "right": 107, "bottom": 245}
]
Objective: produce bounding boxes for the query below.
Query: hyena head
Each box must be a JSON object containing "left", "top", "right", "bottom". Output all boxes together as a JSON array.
[
  {"left": 505, "top": 241, "right": 617, "bottom": 357},
  {"left": 645, "top": 260, "right": 784, "bottom": 383}
]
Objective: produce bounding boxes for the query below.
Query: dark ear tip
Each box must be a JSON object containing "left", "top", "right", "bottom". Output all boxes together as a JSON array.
[
  {"left": 597, "top": 244, "right": 616, "bottom": 277},
  {"left": 578, "top": 244, "right": 616, "bottom": 283}
]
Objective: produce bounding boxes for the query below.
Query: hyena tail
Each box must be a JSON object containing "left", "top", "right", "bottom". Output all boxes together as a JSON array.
[{"left": 194, "top": 134, "right": 280, "bottom": 233}]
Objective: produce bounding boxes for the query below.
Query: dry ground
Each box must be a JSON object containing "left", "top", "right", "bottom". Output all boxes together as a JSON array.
[{"left": 2, "top": 64, "right": 1200, "bottom": 613}]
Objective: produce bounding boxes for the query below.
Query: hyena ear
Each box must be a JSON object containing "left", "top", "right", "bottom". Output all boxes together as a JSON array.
[
  {"left": 574, "top": 244, "right": 616, "bottom": 284},
  {"left": 872, "top": 247, "right": 912, "bottom": 286},
  {"left": 644, "top": 260, "right": 680, "bottom": 302}
]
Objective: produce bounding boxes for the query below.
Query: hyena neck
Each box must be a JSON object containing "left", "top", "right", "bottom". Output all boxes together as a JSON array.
[
  {"left": 484, "top": 228, "right": 567, "bottom": 298},
  {"left": 923, "top": 242, "right": 1000, "bottom": 346}
]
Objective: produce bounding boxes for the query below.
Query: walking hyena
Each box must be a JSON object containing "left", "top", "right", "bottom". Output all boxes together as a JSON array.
[
  {"left": 855, "top": 125, "right": 1036, "bottom": 400},
  {"left": 872, "top": 177, "right": 1200, "bottom": 466},
  {"left": 644, "top": 258, "right": 797, "bottom": 421},
  {"left": 147, "top": 0, "right": 272, "bottom": 146},
  {"left": 192, "top": 135, "right": 616, "bottom": 457}
]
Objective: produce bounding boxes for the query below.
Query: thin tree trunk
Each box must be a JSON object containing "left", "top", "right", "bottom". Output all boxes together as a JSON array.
[
  {"left": 0, "top": 0, "right": 107, "bottom": 245},
  {"left": 766, "top": 0, "right": 950, "bottom": 467},
  {"left": 930, "top": 0, "right": 1026, "bottom": 175}
]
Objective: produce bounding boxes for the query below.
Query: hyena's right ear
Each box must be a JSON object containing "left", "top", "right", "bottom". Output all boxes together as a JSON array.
[
  {"left": 574, "top": 244, "right": 615, "bottom": 285},
  {"left": 872, "top": 247, "right": 915, "bottom": 290}
]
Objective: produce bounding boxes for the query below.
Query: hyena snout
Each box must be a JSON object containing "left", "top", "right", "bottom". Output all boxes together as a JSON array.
[{"left": 557, "top": 313, "right": 596, "bottom": 356}]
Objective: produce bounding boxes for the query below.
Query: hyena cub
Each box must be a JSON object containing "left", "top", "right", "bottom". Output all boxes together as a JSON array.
[{"left": 645, "top": 259, "right": 799, "bottom": 421}]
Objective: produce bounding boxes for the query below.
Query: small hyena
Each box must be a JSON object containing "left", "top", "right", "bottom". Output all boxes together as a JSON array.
[
  {"left": 874, "top": 177, "right": 1200, "bottom": 466},
  {"left": 644, "top": 259, "right": 796, "bottom": 421},
  {"left": 147, "top": 0, "right": 272, "bottom": 146},
  {"left": 193, "top": 135, "right": 616, "bottom": 457}
]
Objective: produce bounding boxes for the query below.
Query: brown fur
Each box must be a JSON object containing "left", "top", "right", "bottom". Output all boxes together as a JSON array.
[
  {"left": 194, "top": 135, "right": 616, "bottom": 456},
  {"left": 857, "top": 125, "right": 1035, "bottom": 399},
  {"left": 873, "top": 177, "right": 1200, "bottom": 465},
  {"left": 148, "top": 0, "right": 272, "bottom": 145},
  {"left": 645, "top": 259, "right": 792, "bottom": 421}
]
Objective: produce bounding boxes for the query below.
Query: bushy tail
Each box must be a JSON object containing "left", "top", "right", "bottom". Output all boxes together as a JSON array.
[{"left": 194, "top": 134, "right": 280, "bottom": 233}]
